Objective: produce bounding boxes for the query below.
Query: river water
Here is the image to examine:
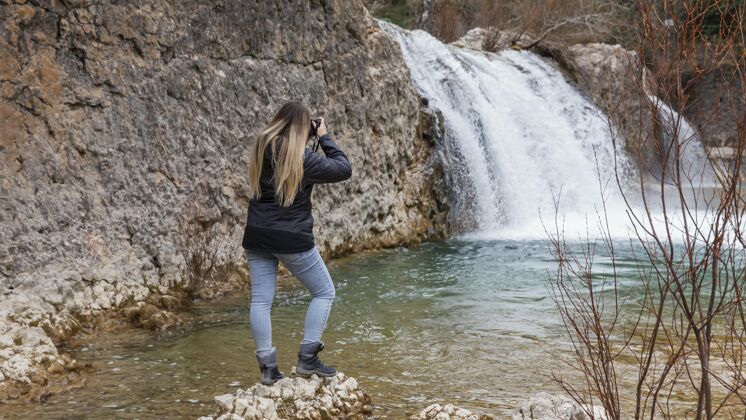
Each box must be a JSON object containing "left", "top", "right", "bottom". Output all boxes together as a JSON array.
[{"left": 3, "top": 238, "right": 647, "bottom": 419}]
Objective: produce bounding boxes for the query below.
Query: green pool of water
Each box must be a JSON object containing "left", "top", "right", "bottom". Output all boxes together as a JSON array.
[{"left": 3, "top": 239, "right": 643, "bottom": 418}]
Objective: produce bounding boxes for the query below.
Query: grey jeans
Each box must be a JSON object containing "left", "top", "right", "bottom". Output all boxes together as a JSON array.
[{"left": 244, "top": 247, "right": 336, "bottom": 358}]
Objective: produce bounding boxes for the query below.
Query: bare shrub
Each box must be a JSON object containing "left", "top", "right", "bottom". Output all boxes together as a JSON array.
[
  {"left": 547, "top": 1, "right": 745, "bottom": 419},
  {"left": 175, "top": 210, "right": 244, "bottom": 300},
  {"left": 481, "top": 27, "right": 500, "bottom": 51},
  {"left": 471, "top": 0, "right": 512, "bottom": 29},
  {"left": 432, "top": 0, "right": 465, "bottom": 42},
  {"left": 425, "top": 0, "right": 632, "bottom": 45}
]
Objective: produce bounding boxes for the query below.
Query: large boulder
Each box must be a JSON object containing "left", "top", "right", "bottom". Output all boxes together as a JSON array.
[
  {"left": 451, "top": 27, "right": 533, "bottom": 51},
  {"left": 0, "top": 0, "right": 448, "bottom": 399}
]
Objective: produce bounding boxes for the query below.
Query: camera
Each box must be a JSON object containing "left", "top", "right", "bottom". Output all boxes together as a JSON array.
[{"left": 309, "top": 118, "right": 323, "bottom": 137}]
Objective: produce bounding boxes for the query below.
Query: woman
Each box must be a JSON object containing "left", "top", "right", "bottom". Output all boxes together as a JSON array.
[{"left": 242, "top": 102, "right": 352, "bottom": 385}]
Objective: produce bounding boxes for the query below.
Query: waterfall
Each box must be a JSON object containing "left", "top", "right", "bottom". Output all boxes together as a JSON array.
[
  {"left": 649, "top": 95, "right": 718, "bottom": 186},
  {"left": 381, "top": 22, "right": 635, "bottom": 239}
]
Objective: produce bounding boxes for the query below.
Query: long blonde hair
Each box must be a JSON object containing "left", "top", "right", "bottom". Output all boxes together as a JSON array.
[{"left": 248, "top": 102, "right": 311, "bottom": 207}]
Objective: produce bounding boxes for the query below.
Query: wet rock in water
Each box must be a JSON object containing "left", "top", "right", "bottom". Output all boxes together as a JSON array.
[
  {"left": 0, "top": 320, "right": 89, "bottom": 401},
  {"left": 411, "top": 403, "right": 494, "bottom": 419},
  {"left": 512, "top": 392, "right": 608, "bottom": 420},
  {"left": 200, "top": 372, "right": 372, "bottom": 419},
  {"left": 0, "top": 323, "right": 57, "bottom": 387},
  {"left": 122, "top": 302, "right": 182, "bottom": 331}
]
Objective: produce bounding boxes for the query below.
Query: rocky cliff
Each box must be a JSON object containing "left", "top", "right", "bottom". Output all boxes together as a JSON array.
[
  {"left": 681, "top": 63, "right": 744, "bottom": 148},
  {"left": 0, "top": 0, "right": 448, "bottom": 398}
]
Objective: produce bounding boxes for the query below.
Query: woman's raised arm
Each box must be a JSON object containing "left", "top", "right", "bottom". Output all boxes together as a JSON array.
[{"left": 303, "top": 133, "right": 352, "bottom": 183}]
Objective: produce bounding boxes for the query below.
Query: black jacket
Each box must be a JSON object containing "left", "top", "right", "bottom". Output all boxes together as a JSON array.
[{"left": 241, "top": 133, "right": 352, "bottom": 253}]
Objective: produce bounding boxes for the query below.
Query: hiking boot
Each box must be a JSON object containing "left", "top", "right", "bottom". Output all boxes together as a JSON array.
[
  {"left": 256, "top": 349, "right": 284, "bottom": 385},
  {"left": 296, "top": 342, "right": 337, "bottom": 377}
]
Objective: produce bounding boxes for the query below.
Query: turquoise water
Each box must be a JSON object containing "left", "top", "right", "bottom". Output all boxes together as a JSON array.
[{"left": 2, "top": 239, "right": 640, "bottom": 418}]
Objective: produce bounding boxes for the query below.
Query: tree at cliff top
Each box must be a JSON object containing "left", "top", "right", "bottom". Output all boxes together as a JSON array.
[
  {"left": 372, "top": 0, "right": 743, "bottom": 49},
  {"left": 371, "top": 0, "right": 634, "bottom": 43}
]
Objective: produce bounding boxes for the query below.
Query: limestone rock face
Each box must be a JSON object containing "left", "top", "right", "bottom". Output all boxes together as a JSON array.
[
  {"left": 415, "top": 0, "right": 437, "bottom": 33},
  {"left": 512, "top": 392, "right": 608, "bottom": 420},
  {"left": 562, "top": 43, "right": 656, "bottom": 164},
  {"left": 681, "top": 64, "right": 744, "bottom": 148},
  {"left": 568, "top": 44, "right": 743, "bottom": 151},
  {"left": 0, "top": 0, "right": 448, "bottom": 396},
  {"left": 200, "top": 372, "right": 372, "bottom": 420}
]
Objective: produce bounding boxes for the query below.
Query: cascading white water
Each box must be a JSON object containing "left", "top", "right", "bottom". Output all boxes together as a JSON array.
[
  {"left": 382, "top": 22, "right": 635, "bottom": 239},
  {"left": 649, "top": 95, "right": 718, "bottom": 186}
]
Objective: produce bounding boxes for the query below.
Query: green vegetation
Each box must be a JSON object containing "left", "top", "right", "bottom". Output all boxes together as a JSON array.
[
  {"left": 700, "top": 0, "right": 744, "bottom": 39},
  {"left": 372, "top": 0, "right": 416, "bottom": 28}
]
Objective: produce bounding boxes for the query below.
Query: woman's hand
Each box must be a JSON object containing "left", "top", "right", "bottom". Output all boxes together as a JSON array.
[{"left": 316, "top": 117, "right": 328, "bottom": 137}]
